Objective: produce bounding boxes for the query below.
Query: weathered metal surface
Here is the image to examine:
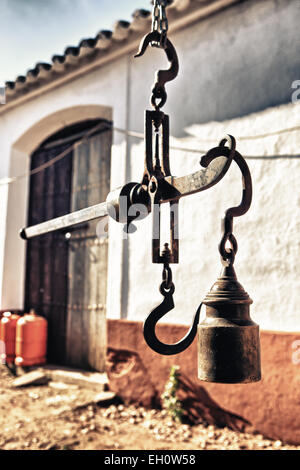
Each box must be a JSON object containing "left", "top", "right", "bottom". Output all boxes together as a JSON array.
[
  {"left": 198, "top": 264, "right": 261, "bottom": 383},
  {"left": 143, "top": 245, "right": 202, "bottom": 355},
  {"left": 218, "top": 150, "right": 252, "bottom": 265},
  {"left": 163, "top": 144, "right": 235, "bottom": 200},
  {"left": 141, "top": 129, "right": 260, "bottom": 382},
  {"left": 143, "top": 239, "right": 202, "bottom": 355},
  {"left": 20, "top": 201, "right": 108, "bottom": 239},
  {"left": 134, "top": 30, "right": 179, "bottom": 110},
  {"left": 19, "top": 134, "right": 235, "bottom": 241}
]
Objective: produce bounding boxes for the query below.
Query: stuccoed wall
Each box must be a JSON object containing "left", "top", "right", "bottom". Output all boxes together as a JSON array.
[{"left": 128, "top": 0, "right": 300, "bottom": 137}]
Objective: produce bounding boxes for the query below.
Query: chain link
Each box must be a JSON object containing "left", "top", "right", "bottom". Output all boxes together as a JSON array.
[
  {"left": 219, "top": 231, "right": 238, "bottom": 266},
  {"left": 151, "top": 0, "right": 169, "bottom": 47},
  {"left": 162, "top": 264, "right": 173, "bottom": 290},
  {"left": 160, "top": 242, "right": 174, "bottom": 291}
]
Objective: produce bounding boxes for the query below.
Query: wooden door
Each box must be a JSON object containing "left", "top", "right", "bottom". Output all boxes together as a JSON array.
[
  {"left": 66, "top": 131, "right": 111, "bottom": 371},
  {"left": 25, "top": 140, "right": 73, "bottom": 364},
  {"left": 25, "top": 121, "right": 111, "bottom": 370}
]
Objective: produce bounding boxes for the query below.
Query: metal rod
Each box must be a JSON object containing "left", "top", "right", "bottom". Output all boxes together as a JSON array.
[{"left": 20, "top": 201, "right": 108, "bottom": 240}]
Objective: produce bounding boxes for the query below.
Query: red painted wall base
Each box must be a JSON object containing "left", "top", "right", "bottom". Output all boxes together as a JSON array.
[{"left": 107, "top": 319, "right": 300, "bottom": 445}]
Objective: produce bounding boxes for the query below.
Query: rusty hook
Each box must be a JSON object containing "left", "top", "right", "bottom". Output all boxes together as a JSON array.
[
  {"left": 143, "top": 281, "right": 203, "bottom": 355},
  {"left": 219, "top": 150, "right": 252, "bottom": 265},
  {"left": 134, "top": 31, "right": 179, "bottom": 109}
]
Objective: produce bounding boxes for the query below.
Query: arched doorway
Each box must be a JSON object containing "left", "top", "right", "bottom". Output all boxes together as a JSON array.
[{"left": 25, "top": 119, "right": 112, "bottom": 370}]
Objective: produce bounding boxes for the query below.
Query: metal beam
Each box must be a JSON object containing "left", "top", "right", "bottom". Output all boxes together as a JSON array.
[{"left": 20, "top": 201, "right": 108, "bottom": 240}]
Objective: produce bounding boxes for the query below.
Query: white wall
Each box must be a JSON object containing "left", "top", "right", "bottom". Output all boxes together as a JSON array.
[{"left": 128, "top": 0, "right": 300, "bottom": 137}]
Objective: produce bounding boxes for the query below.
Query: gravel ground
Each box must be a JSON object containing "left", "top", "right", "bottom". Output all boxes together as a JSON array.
[
  {"left": 0, "top": 365, "right": 299, "bottom": 450},
  {"left": 96, "top": 404, "right": 300, "bottom": 451}
]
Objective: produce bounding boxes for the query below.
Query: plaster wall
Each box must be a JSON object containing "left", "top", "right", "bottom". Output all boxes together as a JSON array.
[{"left": 128, "top": 0, "right": 300, "bottom": 137}]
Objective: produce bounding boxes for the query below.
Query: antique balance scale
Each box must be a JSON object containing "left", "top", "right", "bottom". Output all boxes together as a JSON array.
[{"left": 21, "top": 1, "right": 261, "bottom": 384}]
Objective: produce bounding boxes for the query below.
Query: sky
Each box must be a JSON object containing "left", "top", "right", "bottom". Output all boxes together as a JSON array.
[{"left": 0, "top": 0, "right": 151, "bottom": 83}]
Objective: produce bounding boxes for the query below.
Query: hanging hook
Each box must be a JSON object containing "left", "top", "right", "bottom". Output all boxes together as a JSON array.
[
  {"left": 134, "top": 31, "right": 179, "bottom": 109},
  {"left": 143, "top": 279, "right": 203, "bottom": 355},
  {"left": 219, "top": 150, "right": 252, "bottom": 265}
]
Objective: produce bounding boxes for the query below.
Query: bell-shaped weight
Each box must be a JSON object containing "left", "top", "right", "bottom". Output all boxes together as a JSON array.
[{"left": 198, "top": 264, "right": 261, "bottom": 384}]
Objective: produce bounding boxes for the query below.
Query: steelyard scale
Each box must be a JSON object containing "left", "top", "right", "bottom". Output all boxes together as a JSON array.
[{"left": 20, "top": 1, "right": 261, "bottom": 383}]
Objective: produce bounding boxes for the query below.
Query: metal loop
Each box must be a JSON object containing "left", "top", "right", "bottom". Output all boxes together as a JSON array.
[
  {"left": 229, "top": 232, "right": 238, "bottom": 253},
  {"left": 219, "top": 232, "right": 238, "bottom": 262},
  {"left": 151, "top": 86, "right": 167, "bottom": 109},
  {"left": 219, "top": 233, "right": 237, "bottom": 266},
  {"left": 221, "top": 252, "right": 235, "bottom": 267},
  {"left": 160, "top": 280, "right": 175, "bottom": 296},
  {"left": 151, "top": 0, "right": 168, "bottom": 45},
  {"left": 162, "top": 265, "right": 172, "bottom": 289}
]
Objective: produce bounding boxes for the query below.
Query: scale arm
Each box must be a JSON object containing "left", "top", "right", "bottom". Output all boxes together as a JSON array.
[
  {"left": 162, "top": 156, "right": 231, "bottom": 202},
  {"left": 20, "top": 202, "right": 108, "bottom": 240}
]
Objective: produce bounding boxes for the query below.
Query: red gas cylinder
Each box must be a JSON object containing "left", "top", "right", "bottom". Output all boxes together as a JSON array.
[
  {"left": 15, "top": 310, "right": 47, "bottom": 367},
  {"left": 0, "top": 312, "right": 21, "bottom": 364}
]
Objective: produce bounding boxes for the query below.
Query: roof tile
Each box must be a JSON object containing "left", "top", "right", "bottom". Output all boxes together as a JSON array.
[{"left": 4, "top": 0, "right": 222, "bottom": 101}]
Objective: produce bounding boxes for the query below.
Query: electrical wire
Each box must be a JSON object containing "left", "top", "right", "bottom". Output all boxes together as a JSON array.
[
  {"left": 116, "top": 124, "right": 300, "bottom": 142},
  {"left": 0, "top": 121, "right": 108, "bottom": 187},
  {"left": 0, "top": 122, "right": 299, "bottom": 187}
]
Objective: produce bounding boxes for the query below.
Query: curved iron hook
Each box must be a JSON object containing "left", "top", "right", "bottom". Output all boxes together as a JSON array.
[
  {"left": 143, "top": 282, "right": 203, "bottom": 355},
  {"left": 219, "top": 150, "right": 252, "bottom": 264},
  {"left": 134, "top": 31, "right": 179, "bottom": 109}
]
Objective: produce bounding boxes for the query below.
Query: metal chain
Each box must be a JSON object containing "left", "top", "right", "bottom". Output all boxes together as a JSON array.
[
  {"left": 162, "top": 263, "right": 173, "bottom": 290},
  {"left": 161, "top": 243, "right": 174, "bottom": 291},
  {"left": 151, "top": 0, "right": 169, "bottom": 48},
  {"left": 219, "top": 230, "right": 238, "bottom": 266}
]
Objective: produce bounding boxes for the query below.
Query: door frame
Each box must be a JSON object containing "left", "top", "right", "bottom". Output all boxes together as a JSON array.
[{"left": 1, "top": 105, "right": 112, "bottom": 311}]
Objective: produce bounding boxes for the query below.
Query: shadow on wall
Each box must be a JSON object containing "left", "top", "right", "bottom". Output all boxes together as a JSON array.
[
  {"left": 177, "top": 373, "right": 251, "bottom": 432},
  {"left": 106, "top": 348, "right": 160, "bottom": 409},
  {"left": 106, "top": 348, "right": 251, "bottom": 432}
]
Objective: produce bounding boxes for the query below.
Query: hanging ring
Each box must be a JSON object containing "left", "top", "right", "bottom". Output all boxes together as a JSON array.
[
  {"left": 160, "top": 280, "right": 175, "bottom": 296},
  {"left": 220, "top": 233, "right": 238, "bottom": 266},
  {"left": 151, "top": 85, "right": 167, "bottom": 110},
  {"left": 162, "top": 264, "right": 173, "bottom": 290}
]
